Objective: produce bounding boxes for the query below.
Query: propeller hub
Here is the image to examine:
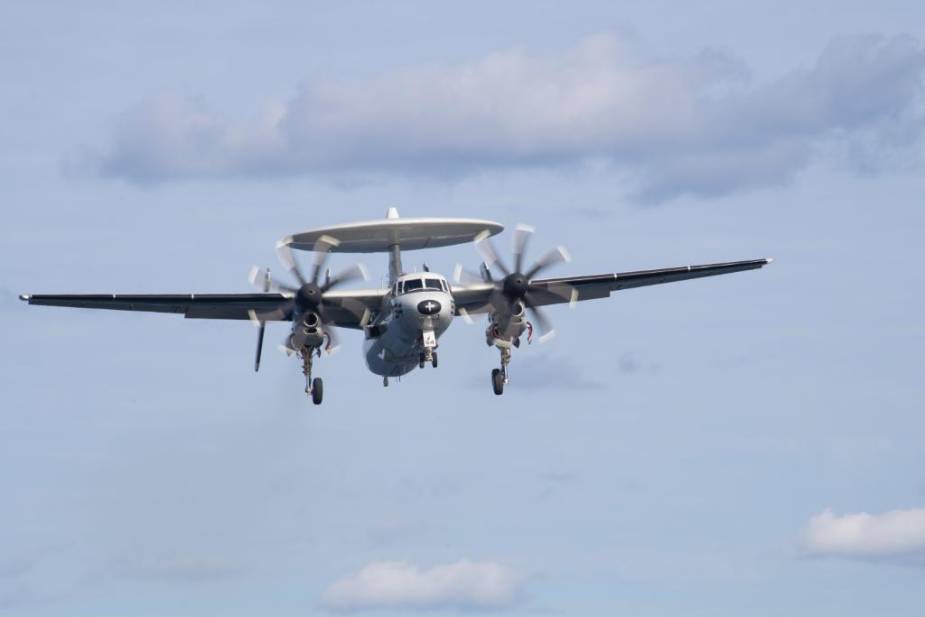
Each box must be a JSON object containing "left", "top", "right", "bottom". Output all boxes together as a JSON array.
[
  {"left": 295, "top": 283, "right": 323, "bottom": 309},
  {"left": 503, "top": 273, "right": 529, "bottom": 298}
]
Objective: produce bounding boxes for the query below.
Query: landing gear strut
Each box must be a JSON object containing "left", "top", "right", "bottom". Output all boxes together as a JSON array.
[
  {"left": 419, "top": 328, "right": 438, "bottom": 369},
  {"left": 301, "top": 350, "right": 324, "bottom": 405},
  {"left": 490, "top": 344, "right": 511, "bottom": 395}
]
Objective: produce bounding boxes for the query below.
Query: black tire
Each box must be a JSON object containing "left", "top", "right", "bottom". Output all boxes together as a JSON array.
[
  {"left": 491, "top": 368, "right": 504, "bottom": 395},
  {"left": 419, "top": 353, "right": 425, "bottom": 369},
  {"left": 311, "top": 377, "right": 323, "bottom": 405},
  {"left": 431, "top": 352, "right": 438, "bottom": 368}
]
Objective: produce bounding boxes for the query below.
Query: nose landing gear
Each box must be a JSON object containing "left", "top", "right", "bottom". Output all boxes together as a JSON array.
[
  {"left": 418, "top": 350, "right": 438, "bottom": 369},
  {"left": 419, "top": 328, "right": 438, "bottom": 369}
]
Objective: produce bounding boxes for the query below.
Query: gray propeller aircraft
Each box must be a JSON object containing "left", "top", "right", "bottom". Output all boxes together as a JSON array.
[{"left": 20, "top": 208, "right": 772, "bottom": 404}]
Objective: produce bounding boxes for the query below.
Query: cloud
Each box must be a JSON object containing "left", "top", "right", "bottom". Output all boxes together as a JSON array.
[
  {"left": 322, "top": 560, "right": 525, "bottom": 612},
  {"left": 802, "top": 508, "right": 925, "bottom": 565},
  {"left": 86, "top": 33, "right": 925, "bottom": 203}
]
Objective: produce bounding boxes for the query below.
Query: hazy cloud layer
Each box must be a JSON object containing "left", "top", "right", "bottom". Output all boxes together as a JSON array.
[
  {"left": 88, "top": 33, "right": 925, "bottom": 202},
  {"left": 802, "top": 508, "right": 925, "bottom": 564},
  {"left": 322, "top": 560, "right": 524, "bottom": 612}
]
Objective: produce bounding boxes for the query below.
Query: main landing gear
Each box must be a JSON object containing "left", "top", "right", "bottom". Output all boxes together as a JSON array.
[
  {"left": 490, "top": 344, "right": 512, "bottom": 395},
  {"left": 301, "top": 349, "right": 324, "bottom": 405},
  {"left": 491, "top": 368, "right": 505, "bottom": 395}
]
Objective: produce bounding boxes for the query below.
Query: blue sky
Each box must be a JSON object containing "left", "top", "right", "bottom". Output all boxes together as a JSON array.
[{"left": 2, "top": 2, "right": 925, "bottom": 615}]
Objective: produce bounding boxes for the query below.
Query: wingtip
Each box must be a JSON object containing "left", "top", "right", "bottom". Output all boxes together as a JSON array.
[
  {"left": 19, "top": 294, "right": 30, "bottom": 301},
  {"left": 765, "top": 257, "right": 775, "bottom": 265}
]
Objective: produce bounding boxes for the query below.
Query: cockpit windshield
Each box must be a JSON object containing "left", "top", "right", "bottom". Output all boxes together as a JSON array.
[
  {"left": 396, "top": 277, "right": 447, "bottom": 295},
  {"left": 403, "top": 279, "right": 424, "bottom": 292}
]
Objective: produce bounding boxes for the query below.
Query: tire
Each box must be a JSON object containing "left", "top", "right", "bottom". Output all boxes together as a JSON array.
[
  {"left": 431, "top": 352, "right": 438, "bottom": 368},
  {"left": 491, "top": 368, "right": 504, "bottom": 395},
  {"left": 311, "top": 377, "right": 324, "bottom": 405},
  {"left": 419, "top": 353, "right": 425, "bottom": 369}
]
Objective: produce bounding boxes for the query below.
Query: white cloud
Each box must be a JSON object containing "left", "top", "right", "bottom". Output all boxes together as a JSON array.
[
  {"left": 802, "top": 508, "right": 925, "bottom": 563},
  {"left": 89, "top": 33, "right": 925, "bottom": 203},
  {"left": 322, "top": 560, "right": 524, "bottom": 612}
]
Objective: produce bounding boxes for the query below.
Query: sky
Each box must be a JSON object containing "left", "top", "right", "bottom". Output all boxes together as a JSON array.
[{"left": 1, "top": 1, "right": 925, "bottom": 615}]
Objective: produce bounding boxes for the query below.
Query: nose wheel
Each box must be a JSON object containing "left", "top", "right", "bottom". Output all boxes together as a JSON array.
[{"left": 419, "top": 350, "right": 438, "bottom": 369}]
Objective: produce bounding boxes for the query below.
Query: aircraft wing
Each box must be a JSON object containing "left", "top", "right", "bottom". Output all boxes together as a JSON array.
[
  {"left": 19, "top": 288, "right": 387, "bottom": 329},
  {"left": 452, "top": 258, "right": 772, "bottom": 314}
]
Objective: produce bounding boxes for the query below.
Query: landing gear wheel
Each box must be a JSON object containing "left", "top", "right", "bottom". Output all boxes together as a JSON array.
[
  {"left": 311, "top": 377, "right": 323, "bottom": 405},
  {"left": 431, "top": 352, "right": 438, "bottom": 368},
  {"left": 491, "top": 368, "right": 504, "bottom": 395},
  {"left": 419, "top": 353, "right": 425, "bottom": 369}
]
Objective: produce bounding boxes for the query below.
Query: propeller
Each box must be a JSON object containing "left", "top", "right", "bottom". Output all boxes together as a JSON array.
[
  {"left": 456, "top": 224, "right": 573, "bottom": 342},
  {"left": 248, "top": 235, "right": 368, "bottom": 361},
  {"left": 251, "top": 267, "right": 271, "bottom": 371}
]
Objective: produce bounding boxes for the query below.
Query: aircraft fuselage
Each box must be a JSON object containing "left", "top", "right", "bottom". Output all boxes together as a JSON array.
[{"left": 363, "top": 272, "right": 455, "bottom": 377}]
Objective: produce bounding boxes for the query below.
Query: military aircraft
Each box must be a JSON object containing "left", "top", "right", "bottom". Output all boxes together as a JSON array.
[{"left": 20, "top": 208, "right": 771, "bottom": 404}]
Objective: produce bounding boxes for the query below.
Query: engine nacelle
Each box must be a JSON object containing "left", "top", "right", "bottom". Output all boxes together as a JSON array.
[
  {"left": 290, "top": 312, "right": 326, "bottom": 350},
  {"left": 485, "top": 301, "right": 527, "bottom": 346}
]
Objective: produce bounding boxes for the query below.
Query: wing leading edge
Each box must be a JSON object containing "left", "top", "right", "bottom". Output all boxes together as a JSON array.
[
  {"left": 19, "top": 289, "right": 387, "bottom": 328},
  {"left": 453, "top": 258, "right": 772, "bottom": 312},
  {"left": 19, "top": 293, "right": 290, "bottom": 320}
]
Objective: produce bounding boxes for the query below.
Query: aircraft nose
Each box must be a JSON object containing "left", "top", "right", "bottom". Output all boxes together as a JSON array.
[{"left": 417, "top": 299, "right": 442, "bottom": 315}]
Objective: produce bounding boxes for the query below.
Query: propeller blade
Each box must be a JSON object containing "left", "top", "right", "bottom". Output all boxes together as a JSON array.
[
  {"left": 248, "top": 266, "right": 297, "bottom": 296},
  {"left": 524, "top": 295, "right": 555, "bottom": 342},
  {"left": 248, "top": 265, "right": 265, "bottom": 289},
  {"left": 275, "top": 238, "right": 308, "bottom": 286},
  {"left": 512, "top": 224, "right": 534, "bottom": 273},
  {"left": 457, "top": 306, "right": 474, "bottom": 325},
  {"left": 530, "top": 282, "right": 577, "bottom": 305},
  {"left": 310, "top": 235, "right": 341, "bottom": 285},
  {"left": 324, "top": 326, "right": 340, "bottom": 353},
  {"left": 474, "top": 230, "right": 510, "bottom": 276},
  {"left": 453, "top": 263, "right": 486, "bottom": 285},
  {"left": 323, "top": 263, "right": 368, "bottom": 292},
  {"left": 333, "top": 297, "right": 373, "bottom": 328},
  {"left": 254, "top": 322, "right": 266, "bottom": 371},
  {"left": 525, "top": 246, "right": 571, "bottom": 280}
]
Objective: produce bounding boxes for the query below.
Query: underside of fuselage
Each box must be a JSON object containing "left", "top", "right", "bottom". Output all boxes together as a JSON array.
[{"left": 363, "top": 283, "right": 454, "bottom": 377}]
